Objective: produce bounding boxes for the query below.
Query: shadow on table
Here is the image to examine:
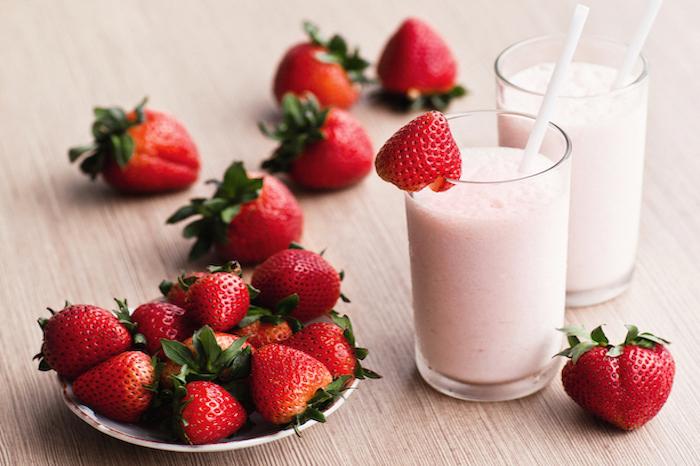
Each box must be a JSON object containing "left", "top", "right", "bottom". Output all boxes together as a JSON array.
[
  {"left": 33, "top": 401, "right": 279, "bottom": 464},
  {"left": 410, "top": 366, "right": 630, "bottom": 436}
]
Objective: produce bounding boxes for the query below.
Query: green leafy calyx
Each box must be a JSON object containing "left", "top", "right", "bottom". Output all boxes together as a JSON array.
[
  {"left": 555, "top": 324, "right": 670, "bottom": 363},
  {"left": 330, "top": 311, "right": 381, "bottom": 380},
  {"left": 289, "top": 375, "right": 350, "bottom": 436},
  {"left": 160, "top": 325, "right": 252, "bottom": 382},
  {"left": 378, "top": 85, "right": 467, "bottom": 112},
  {"left": 166, "top": 162, "right": 263, "bottom": 260},
  {"left": 113, "top": 298, "right": 146, "bottom": 347},
  {"left": 238, "top": 293, "right": 302, "bottom": 332},
  {"left": 259, "top": 93, "right": 328, "bottom": 173},
  {"left": 68, "top": 97, "right": 147, "bottom": 178},
  {"left": 303, "top": 21, "right": 370, "bottom": 84}
]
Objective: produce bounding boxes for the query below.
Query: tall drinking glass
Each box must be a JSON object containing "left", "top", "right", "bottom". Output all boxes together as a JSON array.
[
  {"left": 496, "top": 35, "right": 649, "bottom": 307},
  {"left": 407, "top": 110, "right": 571, "bottom": 401}
]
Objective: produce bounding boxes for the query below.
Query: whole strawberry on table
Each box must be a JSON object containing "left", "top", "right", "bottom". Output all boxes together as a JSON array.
[
  {"left": 34, "top": 258, "right": 379, "bottom": 445},
  {"left": 69, "top": 98, "right": 201, "bottom": 193},
  {"left": 259, "top": 93, "right": 374, "bottom": 190},
  {"left": 167, "top": 161, "right": 303, "bottom": 264},
  {"left": 377, "top": 18, "right": 466, "bottom": 111},
  {"left": 557, "top": 324, "right": 675, "bottom": 430},
  {"left": 273, "top": 21, "right": 370, "bottom": 109}
]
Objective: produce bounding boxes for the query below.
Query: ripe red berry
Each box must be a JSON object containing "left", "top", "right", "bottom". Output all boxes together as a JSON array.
[
  {"left": 252, "top": 248, "right": 343, "bottom": 322},
  {"left": 375, "top": 111, "right": 461, "bottom": 192},
  {"left": 37, "top": 304, "right": 132, "bottom": 379}
]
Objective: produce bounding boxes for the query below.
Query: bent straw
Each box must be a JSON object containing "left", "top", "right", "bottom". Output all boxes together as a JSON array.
[
  {"left": 612, "top": 0, "right": 663, "bottom": 89},
  {"left": 519, "top": 4, "right": 590, "bottom": 173}
]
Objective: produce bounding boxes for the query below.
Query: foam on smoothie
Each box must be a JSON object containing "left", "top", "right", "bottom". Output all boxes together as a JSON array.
[
  {"left": 412, "top": 147, "right": 561, "bottom": 218},
  {"left": 504, "top": 62, "right": 632, "bottom": 126}
]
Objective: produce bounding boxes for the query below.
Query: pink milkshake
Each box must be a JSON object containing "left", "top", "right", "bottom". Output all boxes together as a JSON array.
[
  {"left": 496, "top": 36, "right": 649, "bottom": 306},
  {"left": 406, "top": 111, "right": 571, "bottom": 401}
]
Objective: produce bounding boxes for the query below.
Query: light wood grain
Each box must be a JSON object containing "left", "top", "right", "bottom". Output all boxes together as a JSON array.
[{"left": 1, "top": 0, "right": 699, "bottom": 464}]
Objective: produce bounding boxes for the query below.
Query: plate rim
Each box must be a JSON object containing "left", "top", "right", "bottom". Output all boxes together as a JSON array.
[{"left": 60, "top": 376, "right": 359, "bottom": 452}]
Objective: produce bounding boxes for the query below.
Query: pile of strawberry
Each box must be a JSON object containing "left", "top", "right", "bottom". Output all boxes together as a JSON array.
[
  {"left": 68, "top": 18, "right": 466, "bottom": 195},
  {"left": 35, "top": 248, "right": 379, "bottom": 445}
]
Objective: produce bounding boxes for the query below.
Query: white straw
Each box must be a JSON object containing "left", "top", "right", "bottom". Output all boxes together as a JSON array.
[
  {"left": 519, "top": 4, "right": 589, "bottom": 173},
  {"left": 611, "top": 0, "right": 662, "bottom": 89}
]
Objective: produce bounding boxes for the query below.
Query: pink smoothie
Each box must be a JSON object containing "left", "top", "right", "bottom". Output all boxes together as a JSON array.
[
  {"left": 406, "top": 146, "right": 569, "bottom": 386},
  {"left": 499, "top": 62, "right": 648, "bottom": 301}
]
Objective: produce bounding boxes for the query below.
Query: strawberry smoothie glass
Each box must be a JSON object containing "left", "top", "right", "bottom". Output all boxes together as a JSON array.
[
  {"left": 496, "top": 36, "right": 649, "bottom": 307},
  {"left": 406, "top": 110, "right": 571, "bottom": 401}
]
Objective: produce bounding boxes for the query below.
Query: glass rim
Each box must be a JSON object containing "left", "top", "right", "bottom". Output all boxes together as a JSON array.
[
  {"left": 494, "top": 34, "right": 649, "bottom": 99},
  {"left": 410, "top": 109, "right": 572, "bottom": 187}
]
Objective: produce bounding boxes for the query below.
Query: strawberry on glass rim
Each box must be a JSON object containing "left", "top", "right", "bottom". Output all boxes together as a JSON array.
[
  {"left": 377, "top": 18, "right": 466, "bottom": 111},
  {"left": 556, "top": 324, "right": 675, "bottom": 431},
  {"left": 375, "top": 111, "right": 461, "bottom": 192}
]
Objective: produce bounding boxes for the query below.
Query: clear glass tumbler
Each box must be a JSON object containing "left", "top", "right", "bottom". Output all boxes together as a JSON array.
[
  {"left": 495, "top": 35, "right": 649, "bottom": 307},
  {"left": 407, "top": 110, "right": 571, "bottom": 401}
]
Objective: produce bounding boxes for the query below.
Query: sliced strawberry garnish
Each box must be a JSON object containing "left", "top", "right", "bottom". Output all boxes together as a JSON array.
[{"left": 375, "top": 111, "right": 461, "bottom": 192}]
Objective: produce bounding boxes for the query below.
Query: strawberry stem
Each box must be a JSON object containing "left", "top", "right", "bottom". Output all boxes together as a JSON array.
[
  {"left": 68, "top": 97, "right": 148, "bottom": 179},
  {"left": 166, "top": 162, "right": 263, "bottom": 259},
  {"left": 259, "top": 93, "right": 328, "bottom": 174},
  {"left": 376, "top": 85, "right": 467, "bottom": 112},
  {"left": 302, "top": 21, "right": 371, "bottom": 84},
  {"left": 556, "top": 324, "right": 671, "bottom": 363}
]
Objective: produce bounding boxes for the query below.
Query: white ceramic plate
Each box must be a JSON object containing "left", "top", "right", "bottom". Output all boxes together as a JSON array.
[{"left": 59, "top": 376, "right": 359, "bottom": 452}]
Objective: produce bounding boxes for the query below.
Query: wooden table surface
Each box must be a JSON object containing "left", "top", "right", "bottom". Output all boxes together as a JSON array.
[{"left": 2, "top": 0, "right": 699, "bottom": 464}]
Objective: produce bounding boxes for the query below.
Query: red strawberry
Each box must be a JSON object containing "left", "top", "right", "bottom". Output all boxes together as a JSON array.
[
  {"left": 159, "top": 272, "right": 206, "bottom": 308},
  {"left": 167, "top": 161, "right": 303, "bottom": 264},
  {"left": 234, "top": 321, "right": 293, "bottom": 349},
  {"left": 557, "top": 325, "right": 675, "bottom": 430},
  {"left": 130, "top": 301, "right": 195, "bottom": 354},
  {"left": 375, "top": 111, "right": 461, "bottom": 192},
  {"left": 35, "top": 304, "right": 132, "bottom": 379},
  {"left": 251, "top": 344, "right": 347, "bottom": 427},
  {"left": 234, "top": 294, "right": 302, "bottom": 348},
  {"left": 72, "top": 351, "right": 155, "bottom": 423},
  {"left": 377, "top": 18, "right": 466, "bottom": 110},
  {"left": 160, "top": 327, "right": 252, "bottom": 388},
  {"left": 260, "top": 93, "right": 373, "bottom": 190},
  {"left": 176, "top": 381, "right": 247, "bottom": 445},
  {"left": 69, "top": 98, "right": 200, "bottom": 193},
  {"left": 273, "top": 22, "right": 370, "bottom": 109},
  {"left": 252, "top": 246, "right": 345, "bottom": 322},
  {"left": 284, "top": 313, "right": 380, "bottom": 381},
  {"left": 182, "top": 263, "right": 250, "bottom": 331}
]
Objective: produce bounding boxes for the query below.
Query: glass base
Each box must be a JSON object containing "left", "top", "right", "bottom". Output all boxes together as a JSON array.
[
  {"left": 566, "top": 267, "right": 634, "bottom": 308},
  {"left": 415, "top": 348, "right": 561, "bottom": 402}
]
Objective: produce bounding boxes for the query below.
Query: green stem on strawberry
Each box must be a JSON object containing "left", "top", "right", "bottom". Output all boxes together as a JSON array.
[
  {"left": 159, "top": 280, "right": 175, "bottom": 299},
  {"left": 238, "top": 293, "right": 303, "bottom": 333},
  {"left": 377, "top": 85, "right": 468, "bottom": 112},
  {"left": 330, "top": 311, "right": 381, "bottom": 379},
  {"left": 289, "top": 375, "right": 350, "bottom": 436},
  {"left": 556, "top": 324, "right": 671, "bottom": 363},
  {"left": 302, "top": 21, "right": 371, "bottom": 85},
  {"left": 33, "top": 309, "right": 55, "bottom": 371},
  {"left": 112, "top": 298, "right": 147, "bottom": 348},
  {"left": 160, "top": 325, "right": 252, "bottom": 382},
  {"left": 259, "top": 93, "right": 328, "bottom": 173},
  {"left": 68, "top": 97, "right": 148, "bottom": 178},
  {"left": 166, "top": 162, "right": 264, "bottom": 260}
]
